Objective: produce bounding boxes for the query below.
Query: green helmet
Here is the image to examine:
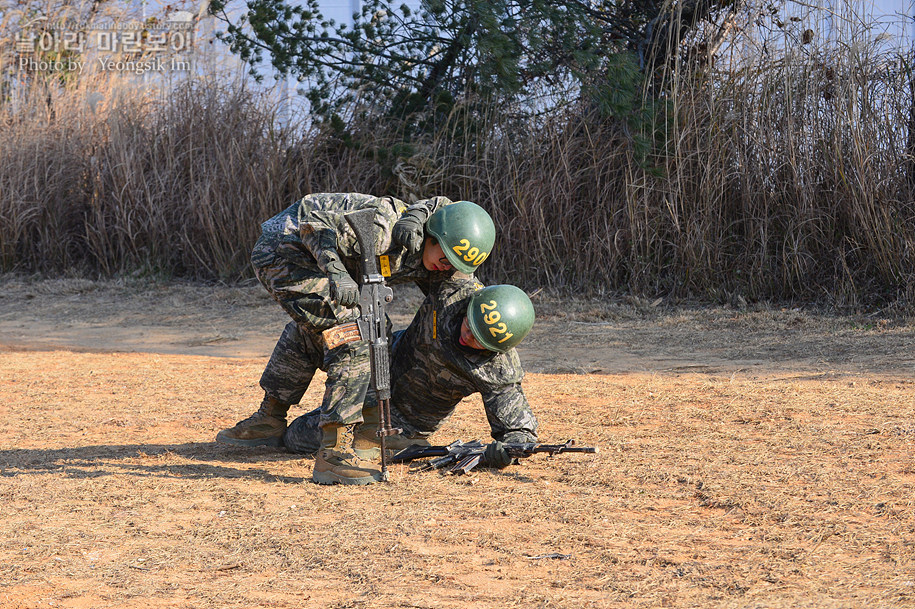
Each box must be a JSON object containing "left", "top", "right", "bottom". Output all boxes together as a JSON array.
[
  {"left": 426, "top": 200, "right": 496, "bottom": 274},
  {"left": 466, "top": 285, "right": 535, "bottom": 352}
]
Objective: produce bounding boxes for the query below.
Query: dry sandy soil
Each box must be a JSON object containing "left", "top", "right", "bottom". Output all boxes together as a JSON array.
[{"left": 1, "top": 275, "right": 913, "bottom": 608}]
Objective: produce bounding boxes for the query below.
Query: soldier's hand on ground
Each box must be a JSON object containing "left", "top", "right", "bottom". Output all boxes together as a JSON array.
[
  {"left": 326, "top": 261, "right": 360, "bottom": 307},
  {"left": 483, "top": 441, "right": 512, "bottom": 469},
  {"left": 392, "top": 207, "right": 428, "bottom": 253}
]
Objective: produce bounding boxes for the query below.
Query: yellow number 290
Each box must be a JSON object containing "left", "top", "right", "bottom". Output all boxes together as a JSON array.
[{"left": 452, "top": 239, "right": 490, "bottom": 267}]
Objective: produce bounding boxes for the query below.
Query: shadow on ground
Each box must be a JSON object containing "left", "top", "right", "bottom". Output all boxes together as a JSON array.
[{"left": 0, "top": 442, "right": 306, "bottom": 483}]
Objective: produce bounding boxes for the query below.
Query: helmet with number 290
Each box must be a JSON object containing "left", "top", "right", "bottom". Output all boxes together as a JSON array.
[
  {"left": 466, "top": 285, "right": 535, "bottom": 352},
  {"left": 426, "top": 200, "right": 496, "bottom": 274}
]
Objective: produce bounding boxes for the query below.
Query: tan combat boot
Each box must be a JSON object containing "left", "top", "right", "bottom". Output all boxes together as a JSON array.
[
  {"left": 353, "top": 406, "right": 430, "bottom": 461},
  {"left": 313, "top": 424, "right": 382, "bottom": 486},
  {"left": 353, "top": 406, "right": 432, "bottom": 460},
  {"left": 352, "top": 405, "right": 381, "bottom": 460},
  {"left": 216, "top": 396, "right": 289, "bottom": 447}
]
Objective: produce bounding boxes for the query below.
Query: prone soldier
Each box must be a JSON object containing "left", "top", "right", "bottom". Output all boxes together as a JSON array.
[
  {"left": 283, "top": 277, "right": 540, "bottom": 470},
  {"left": 215, "top": 193, "right": 496, "bottom": 485}
]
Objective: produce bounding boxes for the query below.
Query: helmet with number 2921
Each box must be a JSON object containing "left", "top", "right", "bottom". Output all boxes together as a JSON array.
[{"left": 466, "top": 284, "right": 535, "bottom": 352}]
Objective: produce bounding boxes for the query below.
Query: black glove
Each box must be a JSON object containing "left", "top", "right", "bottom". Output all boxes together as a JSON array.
[
  {"left": 483, "top": 441, "right": 513, "bottom": 469},
  {"left": 392, "top": 206, "right": 429, "bottom": 253},
  {"left": 326, "top": 259, "right": 359, "bottom": 307}
]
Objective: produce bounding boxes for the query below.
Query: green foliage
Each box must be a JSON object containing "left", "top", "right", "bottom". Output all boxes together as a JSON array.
[
  {"left": 579, "top": 51, "right": 663, "bottom": 166},
  {"left": 212, "top": 0, "right": 607, "bottom": 125},
  {"left": 210, "top": 0, "right": 739, "bottom": 176}
]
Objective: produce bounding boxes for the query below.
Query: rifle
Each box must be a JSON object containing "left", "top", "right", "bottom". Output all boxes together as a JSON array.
[
  {"left": 344, "top": 208, "right": 401, "bottom": 482},
  {"left": 391, "top": 439, "right": 598, "bottom": 475}
]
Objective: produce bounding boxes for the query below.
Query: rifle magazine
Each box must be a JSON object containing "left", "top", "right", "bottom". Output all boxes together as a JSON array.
[{"left": 449, "top": 454, "right": 483, "bottom": 475}]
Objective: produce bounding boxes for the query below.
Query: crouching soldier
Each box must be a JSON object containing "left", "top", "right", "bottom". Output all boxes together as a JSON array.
[
  {"left": 215, "top": 193, "right": 495, "bottom": 486},
  {"left": 283, "top": 278, "right": 539, "bottom": 470}
]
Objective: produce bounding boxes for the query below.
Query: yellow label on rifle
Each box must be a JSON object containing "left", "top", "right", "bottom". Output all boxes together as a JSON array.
[
  {"left": 379, "top": 255, "right": 391, "bottom": 277},
  {"left": 432, "top": 310, "right": 437, "bottom": 339}
]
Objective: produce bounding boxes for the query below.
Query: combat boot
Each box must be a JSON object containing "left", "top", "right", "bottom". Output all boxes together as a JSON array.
[
  {"left": 352, "top": 405, "right": 381, "bottom": 460},
  {"left": 352, "top": 406, "right": 432, "bottom": 460},
  {"left": 216, "top": 396, "right": 289, "bottom": 447},
  {"left": 313, "top": 424, "right": 382, "bottom": 486}
]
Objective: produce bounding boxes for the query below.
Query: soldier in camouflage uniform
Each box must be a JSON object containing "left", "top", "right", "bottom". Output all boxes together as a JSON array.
[
  {"left": 282, "top": 277, "right": 539, "bottom": 468},
  {"left": 215, "top": 193, "right": 496, "bottom": 485}
]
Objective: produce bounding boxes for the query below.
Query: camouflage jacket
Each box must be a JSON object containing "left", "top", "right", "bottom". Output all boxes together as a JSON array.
[
  {"left": 386, "top": 277, "right": 539, "bottom": 443},
  {"left": 251, "top": 193, "right": 452, "bottom": 292}
]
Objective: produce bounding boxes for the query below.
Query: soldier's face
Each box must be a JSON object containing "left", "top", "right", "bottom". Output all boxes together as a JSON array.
[
  {"left": 422, "top": 238, "right": 454, "bottom": 272},
  {"left": 459, "top": 317, "right": 487, "bottom": 350}
]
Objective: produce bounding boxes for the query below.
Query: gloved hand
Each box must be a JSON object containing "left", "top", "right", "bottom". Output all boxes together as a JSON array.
[
  {"left": 326, "top": 259, "right": 359, "bottom": 307},
  {"left": 483, "top": 440, "right": 513, "bottom": 469},
  {"left": 392, "top": 206, "right": 429, "bottom": 253}
]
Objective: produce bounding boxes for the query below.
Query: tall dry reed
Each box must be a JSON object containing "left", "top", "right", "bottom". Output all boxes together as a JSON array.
[
  {"left": 1, "top": 8, "right": 913, "bottom": 307},
  {"left": 434, "top": 11, "right": 915, "bottom": 307},
  {"left": 0, "top": 70, "right": 386, "bottom": 279}
]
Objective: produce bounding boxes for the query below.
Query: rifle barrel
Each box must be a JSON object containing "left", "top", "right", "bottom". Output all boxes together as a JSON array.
[
  {"left": 536, "top": 446, "right": 599, "bottom": 454},
  {"left": 390, "top": 446, "right": 451, "bottom": 462}
]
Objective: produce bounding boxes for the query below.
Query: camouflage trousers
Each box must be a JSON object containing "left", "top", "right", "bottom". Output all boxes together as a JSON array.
[
  {"left": 252, "top": 244, "right": 357, "bottom": 330},
  {"left": 259, "top": 321, "right": 371, "bottom": 427},
  {"left": 254, "top": 252, "right": 370, "bottom": 427}
]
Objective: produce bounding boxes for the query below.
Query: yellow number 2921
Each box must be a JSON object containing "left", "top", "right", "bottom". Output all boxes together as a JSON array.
[{"left": 478, "top": 299, "right": 514, "bottom": 344}]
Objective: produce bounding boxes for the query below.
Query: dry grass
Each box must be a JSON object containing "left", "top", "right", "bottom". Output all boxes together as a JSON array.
[
  {"left": 1, "top": 348, "right": 913, "bottom": 608},
  {"left": 2, "top": 3, "right": 915, "bottom": 306}
]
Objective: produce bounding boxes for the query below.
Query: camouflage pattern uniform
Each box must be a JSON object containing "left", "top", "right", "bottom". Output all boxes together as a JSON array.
[
  {"left": 254, "top": 192, "right": 452, "bottom": 427},
  {"left": 283, "top": 276, "right": 539, "bottom": 453}
]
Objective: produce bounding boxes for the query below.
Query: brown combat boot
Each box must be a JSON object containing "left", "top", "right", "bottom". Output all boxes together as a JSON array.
[
  {"left": 313, "top": 424, "right": 382, "bottom": 486},
  {"left": 352, "top": 407, "right": 431, "bottom": 460},
  {"left": 352, "top": 405, "right": 381, "bottom": 460},
  {"left": 216, "top": 396, "right": 289, "bottom": 447}
]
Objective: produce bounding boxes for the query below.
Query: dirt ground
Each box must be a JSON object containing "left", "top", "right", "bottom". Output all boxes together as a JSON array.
[{"left": 1, "top": 275, "right": 914, "bottom": 608}]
